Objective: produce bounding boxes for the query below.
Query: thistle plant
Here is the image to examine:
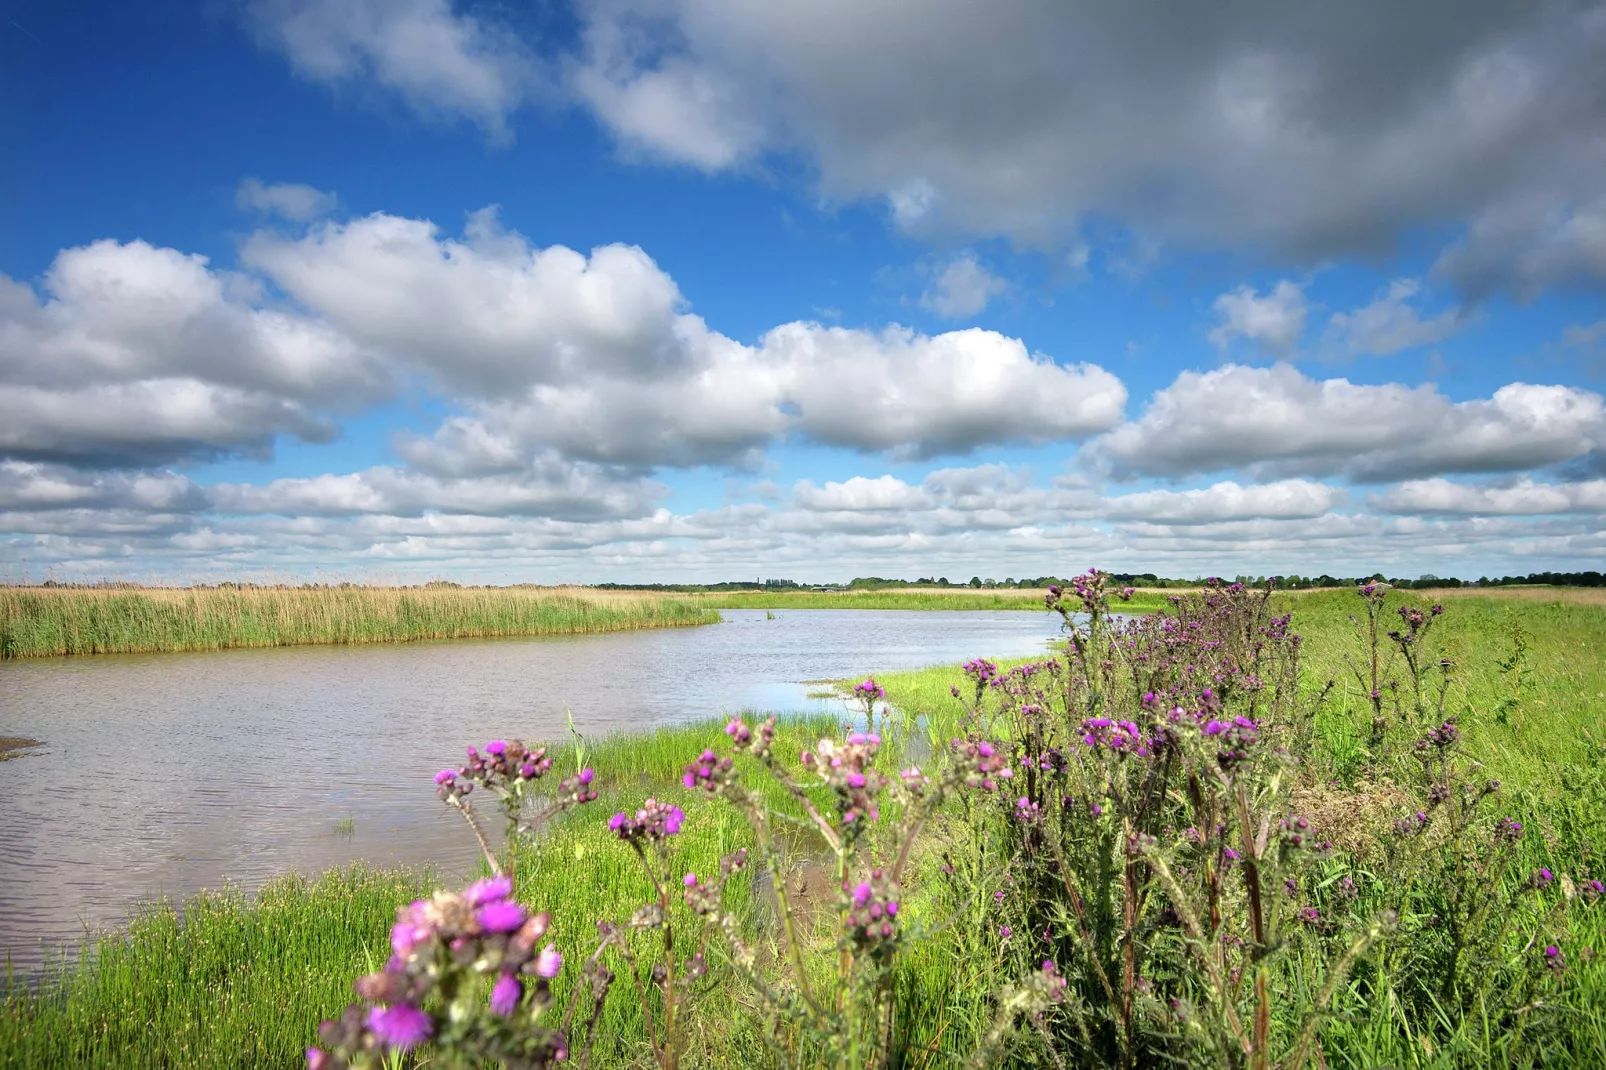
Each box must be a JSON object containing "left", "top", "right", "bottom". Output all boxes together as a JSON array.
[
  {"left": 674, "top": 715, "right": 1056, "bottom": 1069},
  {"left": 311, "top": 758, "right": 601, "bottom": 1070},
  {"left": 974, "top": 572, "right": 1386, "bottom": 1069},
  {"left": 436, "top": 739, "right": 598, "bottom": 878}
]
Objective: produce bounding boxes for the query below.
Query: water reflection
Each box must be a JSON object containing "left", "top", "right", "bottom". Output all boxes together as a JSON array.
[{"left": 0, "top": 609, "right": 1064, "bottom": 964}]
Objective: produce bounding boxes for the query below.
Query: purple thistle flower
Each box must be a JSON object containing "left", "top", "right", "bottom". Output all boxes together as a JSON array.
[
  {"left": 306, "top": 1047, "right": 329, "bottom": 1070},
  {"left": 853, "top": 882, "right": 874, "bottom": 906},
  {"left": 683, "top": 872, "right": 698, "bottom": 888},
  {"left": 578, "top": 767, "right": 594, "bottom": 785},
  {"left": 367, "top": 1004, "right": 433, "bottom": 1049},
  {"left": 465, "top": 875, "right": 513, "bottom": 906},
  {"left": 477, "top": 900, "right": 526, "bottom": 934},
  {"left": 535, "top": 944, "right": 563, "bottom": 978},
  {"left": 609, "top": 812, "right": 628, "bottom": 832},
  {"left": 390, "top": 916, "right": 431, "bottom": 957},
  {"left": 485, "top": 740, "right": 507, "bottom": 756},
  {"left": 434, "top": 768, "right": 456, "bottom": 786},
  {"left": 490, "top": 972, "right": 522, "bottom": 1016}
]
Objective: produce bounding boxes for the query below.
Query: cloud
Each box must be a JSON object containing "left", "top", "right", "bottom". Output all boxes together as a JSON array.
[
  {"left": 1104, "top": 479, "right": 1345, "bottom": 524},
  {"left": 1375, "top": 476, "right": 1606, "bottom": 515},
  {"left": 794, "top": 475, "right": 930, "bottom": 512},
  {"left": 212, "top": 453, "right": 662, "bottom": 520},
  {"left": 245, "top": 209, "right": 1127, "bottom": 463},
  {"left": 236, "top": 178, "right": 338, "bottom": 222},
  {"left": 1433, "top": 194, "right": 1606, "bottom": 301},
  {"left": 245, "top": 0, "right": 538, "bottom": 135},
  {"left": 0, "top": 239, "right": 380, "bottom": 466},
  {"left": 919, "top": 254, "right": 1008, "bottom": 318},
  {"left": 564, "top": 0, "right": 1606, "bottom": 287},
  {"left": 1209, "top": 280, "right": 1308, "bottom": 356},
  {"left": 1327, "top": 278, "right": 1467, "bottom": 356},
  {"left": 765, "top": 324, "right": 1126, "bottom": 458},
  {"left": 0, "top": 462, "right": 206, "bottom": 513},
  {"left": 1088, "top": 363, "right": 1606, "bottom": 483}
]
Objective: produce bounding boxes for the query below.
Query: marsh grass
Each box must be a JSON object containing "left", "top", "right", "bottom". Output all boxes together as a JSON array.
[
  {"left": 0, "top": 585, "right": 718, "bottom": 658},
  {"left": 694, "top": 587, "right": 1174, "bottom": 613}
]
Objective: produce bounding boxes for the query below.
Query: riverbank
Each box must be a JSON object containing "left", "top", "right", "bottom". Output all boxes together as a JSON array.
[
  {"left": 4, "top": 588, "right": 1604, "bottom": 1067},
  {"left": 693, "top": 586, "right": 1173, "bottom": 612},
  {"left": 0, "top": 586, "right": 719, "bottom": 658}
]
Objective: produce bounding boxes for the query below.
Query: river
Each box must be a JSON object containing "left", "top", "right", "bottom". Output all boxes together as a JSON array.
[{"left": 0, "top": 608, "right": 1064, "bottom": 966}]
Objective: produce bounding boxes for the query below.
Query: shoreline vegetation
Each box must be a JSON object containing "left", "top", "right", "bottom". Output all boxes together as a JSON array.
[
  {"left": 3, "top": 587, "right": 1603, "bottom": 1067},
  {"left": 4, "top": 582, "right": 1602, "bottom": 660},
  {"left": 0, "top": 586, "right": 719, "bottom": 659}
]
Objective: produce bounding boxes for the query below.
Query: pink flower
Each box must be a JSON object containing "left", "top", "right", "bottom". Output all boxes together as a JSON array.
[
  {"left": 367, "top": 1004, "right": 433, "bottom": 1049},
  {"left": 465, "top": 875, "right": 513, "bottom": 906},
  {"left": 535, "top": 944, "right": 563, "bottom": 978},
  {"left": 490, "top": 972, "right": 522, "bottom": 1016},
  {"left": 477, "top": 901, "right": 526, "bottom": 934}
]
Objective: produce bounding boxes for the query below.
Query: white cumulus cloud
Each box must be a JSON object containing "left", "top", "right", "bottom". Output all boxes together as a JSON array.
[
  {"left": 1210, "top": 281, "right": 1308, "bottom": 356},
  {"left": 1104, "top": 479, "right": 1345, "bottom": 525},
  {"left": 1088, "top": 363, "right": 1606, "bottom": 483},
  {"left": 1375, "top": 476, "right": 1606, "bottom": 515}
]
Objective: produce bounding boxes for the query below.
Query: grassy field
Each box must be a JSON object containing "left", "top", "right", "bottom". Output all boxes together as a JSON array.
[
  {"left": 695, "top": 586, "right": 1174, "bottom": 612},
  {"left": 0, "top": 586, "right": 719, "bottom": 658},
  {"left": 3, "top": 586, "right": 1603, "bottom": 1067}
]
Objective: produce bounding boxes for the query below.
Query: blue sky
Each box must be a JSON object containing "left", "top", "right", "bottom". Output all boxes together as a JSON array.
[{"left": 2, "top": 0, "right": 1604, "bottom": 583}]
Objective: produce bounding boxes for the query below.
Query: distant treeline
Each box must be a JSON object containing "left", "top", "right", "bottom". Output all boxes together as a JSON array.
[{"left": 599, "top": 571, "right": 1606, "bottom": 592}]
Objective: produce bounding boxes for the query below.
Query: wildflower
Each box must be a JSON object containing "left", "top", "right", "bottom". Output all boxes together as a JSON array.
[
  {"left": 999, "top": 925, "right": 1013, "bottom": 937},
  {"left": 845, "top": 871, "right": 900, "bottom": 949},
  {"left": 853, "top": 677, "right": 886, "bottom": 700},
  {"left": 682, "top": 748, "right": 732, "bottom": 793},
  {"left": 433, "top": 769, "right": 456, "bottom": 786},
  {"left": 489, "top": 973, "right": 522, "bottom": 1016},
  {"left": 366, "top": 1004, "right": 433, "bottom": 1049},
  {"left": 1013, "top": 795, "right": 1042, "bottom": 823},
  {"left": 477, "top": 900, "right": 526, "bottom": 934},
  {"left": 610, "top": 799, "right": 686, "bottom": 843},
  {"left": 465, "top": 875, "right": 513, "bottom": 907},
  {"left": 1544, "top": 945, "right": 1565, "bottom": 974},
  {"left": 1080, "top": 717, "right": 1152, "bottom": 757},
  {"left": 535, "top": 945, "right": 563, "bottom": 978},
  {"left": 1496, "top": 817, "right": 1524, "bottom": 842},
  {"left": 1038, "top": 959, "right": 1069, "bottom": 1001},
  {"left": 485, "top": 740, "right": 507, "bottom": 756},
  {"left": 1532, "top": 867, "right": 1555, "bottom": 890}
]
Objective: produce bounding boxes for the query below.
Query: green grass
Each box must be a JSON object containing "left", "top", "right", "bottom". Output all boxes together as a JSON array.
[
  {"left": 1, "top": 867, "right": 436, "bottom": 1068},
  {"left": 0, "top": 586, "right": 719, "bottom": 659},
  {"left": 692, "top": 587, "right": 1174, "bottom": 613},
  {"left": 3, "top": 589, "right": 1603, "bottom": 1068}
]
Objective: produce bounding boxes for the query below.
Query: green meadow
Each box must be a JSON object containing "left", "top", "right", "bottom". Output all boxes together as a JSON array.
[{"left": 2, "top": 587, "right": 1603, "bottom": 1067}]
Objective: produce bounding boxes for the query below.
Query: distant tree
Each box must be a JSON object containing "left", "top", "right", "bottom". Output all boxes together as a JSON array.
[{"left": 970, "top": 576, "right": 982, "bottom": 588}]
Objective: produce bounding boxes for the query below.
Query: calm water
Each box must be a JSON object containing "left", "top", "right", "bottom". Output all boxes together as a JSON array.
[{"left": 0, "top": 609, "right": 1063, "bottom": 965}]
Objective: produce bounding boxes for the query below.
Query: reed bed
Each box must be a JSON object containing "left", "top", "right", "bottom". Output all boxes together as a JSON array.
[{"left": 0, "top": 586, "right": 718, "bottom": 658}]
